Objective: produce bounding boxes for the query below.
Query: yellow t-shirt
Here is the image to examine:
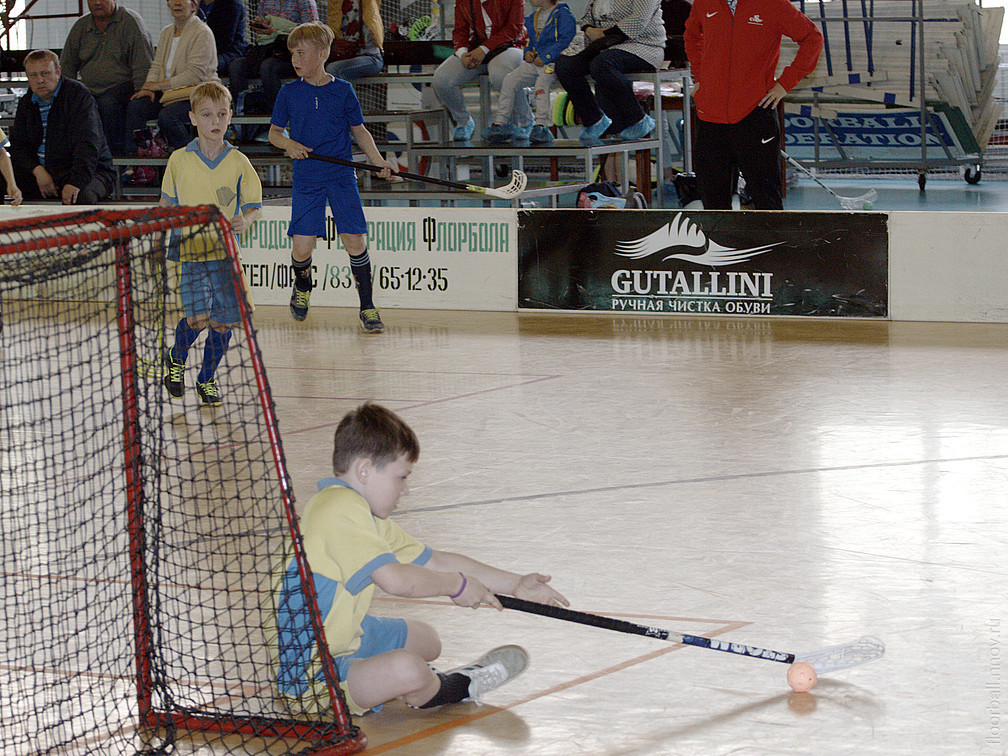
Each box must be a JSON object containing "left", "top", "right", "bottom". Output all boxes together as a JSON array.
[
  {"left": 272, "top": 479, "right": 431, "bottom": 707},
  {"left": 160, "top": 140, "right": 262, "bottom": 261}
]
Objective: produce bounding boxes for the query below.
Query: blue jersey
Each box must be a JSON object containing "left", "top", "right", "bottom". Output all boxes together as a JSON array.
[{"left": 271, "top": 76, "right": 363, "bottom": 185}]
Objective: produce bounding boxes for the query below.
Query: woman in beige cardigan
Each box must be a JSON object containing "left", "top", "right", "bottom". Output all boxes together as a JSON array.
[{"left": 125, "top": 0, "right": 219, "bottom": 151}]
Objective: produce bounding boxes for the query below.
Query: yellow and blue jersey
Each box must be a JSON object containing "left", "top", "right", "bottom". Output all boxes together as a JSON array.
[
  {"left": 160, "top": 139, "right": 263, "bottom": 261},
  {"left": 272, "top": 479, "right": 431, "bottom": 703}
]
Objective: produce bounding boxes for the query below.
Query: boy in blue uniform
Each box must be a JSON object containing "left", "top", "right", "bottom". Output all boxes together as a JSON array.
[
  {"left": 274, "top": 403, "right": 569, "bottom": 716},
  {"left": 160, "top": 81, "right": 262, "bottom": 406},
  {"left": 269, "top": 21, "right": 397, "bottom": 333}
]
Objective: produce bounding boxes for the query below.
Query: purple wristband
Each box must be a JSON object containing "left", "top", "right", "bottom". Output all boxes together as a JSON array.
[{"left": 449, "top": 573, "right": 467, "bottom": 599}]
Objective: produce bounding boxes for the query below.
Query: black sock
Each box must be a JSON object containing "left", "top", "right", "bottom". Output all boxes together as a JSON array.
[
  {"left": 417, "top": 671, "right": 470, "bottom": 708},
  {"left": 349, "top": 250, "right": 374, "bottom": 310},
  {"left": 292, "top": 256, "right": 313, "bottom": 291}
]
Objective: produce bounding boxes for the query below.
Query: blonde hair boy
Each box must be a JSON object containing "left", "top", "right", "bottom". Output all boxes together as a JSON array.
[
  {"left": 269, "top": 21, "right": 398, "bottom": 334},
  {"left": 158, "top": 77, "right": 262, "bottom": 407},
  {"left": 287, "top": 20, "right": 334, "bottom": 51},
  {"left": 190, "top": 80, "right": 232, "bottom": 111}
]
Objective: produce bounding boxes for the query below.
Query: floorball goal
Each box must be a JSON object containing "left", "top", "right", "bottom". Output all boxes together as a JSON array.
[{"left": 0, "top": 207, "right": 365, "bottom": 755}]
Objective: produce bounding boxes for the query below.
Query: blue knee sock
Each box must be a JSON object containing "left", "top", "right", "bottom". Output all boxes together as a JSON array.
[
  {"left": 197, "top": 329, "right": 231, "bottom": 383},
  {"left": 170, "top": 318, "right": 202, "bottom": 362},
  {"left": 349, "top": 250, "right": 374, "bottom": 310}
]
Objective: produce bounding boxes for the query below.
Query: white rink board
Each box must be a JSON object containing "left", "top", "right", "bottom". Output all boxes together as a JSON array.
[
  {"left": 888, "top": 211, "right": 1008, "bottom": 322},
  {"left": 237, "top": 206, "right": 517, "bottom": 311},
  {"left": 5, "top": 205, "right": 1008, "bottom": 323}
]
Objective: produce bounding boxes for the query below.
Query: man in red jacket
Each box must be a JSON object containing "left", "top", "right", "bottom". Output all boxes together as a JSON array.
[{"left": 684, "top": 0, "right": 822, "bottom": 209}]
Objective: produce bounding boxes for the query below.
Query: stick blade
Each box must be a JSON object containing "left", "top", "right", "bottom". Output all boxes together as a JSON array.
[
  {"left": 485, "top": 170, "right": 528, "bottom": 199},
  {"left": 796, "top": 635, "right": 885, "bottom": 673},
  {"left": 839, "top": 189, "right": 878, "bottom": 211}
]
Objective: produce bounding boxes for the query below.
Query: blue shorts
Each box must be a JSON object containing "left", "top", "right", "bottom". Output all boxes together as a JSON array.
[
  {"left": 179, "top": 258, "right": 241, "bottom": 324},
  {"left": 289, "top": 179, "right": 366, "bottom": 239},
  {"left": 333, "top": 615, "right": 408, "bottom": 688}
]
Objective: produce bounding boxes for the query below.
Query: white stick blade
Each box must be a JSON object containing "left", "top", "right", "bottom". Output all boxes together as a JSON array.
[
  {"left": 839, "top": 189, "right": 878, "bottom": 211},
  {"left": 796, "top": 635, "right": 885, "bottom": 673},
  {"left": 486, "top": 170, "right": 528, "bottom": 199}
]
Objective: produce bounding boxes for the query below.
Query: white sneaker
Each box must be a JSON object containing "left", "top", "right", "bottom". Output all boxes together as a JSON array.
[{"left": 449, "top": 645, "right": 529, "bottom": 703}]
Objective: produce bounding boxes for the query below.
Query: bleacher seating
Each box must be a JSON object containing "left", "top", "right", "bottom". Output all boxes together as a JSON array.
[{"left": 0, "top": 52, "right": 693, "bottom": 207}]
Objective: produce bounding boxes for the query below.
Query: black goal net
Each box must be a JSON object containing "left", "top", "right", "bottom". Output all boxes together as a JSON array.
[{"left": 0, "top": 207, "right": 365, "bottom": 755}]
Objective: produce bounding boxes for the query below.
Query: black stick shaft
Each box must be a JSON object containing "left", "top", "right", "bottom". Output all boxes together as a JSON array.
[
  {"left": 496, "top": 595, "right": 672, "bottom": 640},
  {"left": 306, "top": 153, "right": 473, "bottom": 191},
  {"left": 496, "top": 595, "right": 796, "bottom": 664}
]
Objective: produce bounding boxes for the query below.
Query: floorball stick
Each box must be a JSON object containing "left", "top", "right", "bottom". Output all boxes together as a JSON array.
[
  {"left": 496, "top": 595, "right": 884, "bottom": 674},
  {"left": 781, "top": 150, "right": 877, "bottom": 210},
  {"left": 305, "top": 154, "right": 528, "bottom": 200}
]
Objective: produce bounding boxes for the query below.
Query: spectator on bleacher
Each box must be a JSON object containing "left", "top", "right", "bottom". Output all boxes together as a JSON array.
[
  {"left": 684, "top": 0, "right": 822, "bottom": 209},
  {"left": 4, "top": 49, "right": 115, "bottom": 204},
  {"left": 432, "top": 0, "right": 529, "bottom": 141},
  {"left": 484, "top": 0, "right": 578, "bottom": 145},
  {"left": 126, "top": 0, "right": 219, "bottom": 152},
  {"left": 554, "top": 0, "right": 665, "bottom": 144},
  {"left": 227, "top": 0, "right": 319, "bottom": 133},
  {"left": 324, "top": 0, "right": 384, "bottom": 80},
  {"left": 60, "top": 0, "right": 155, "bottom": 156},
  {"left": 199, "top": 0, "right": 249, "bottom": 75}
]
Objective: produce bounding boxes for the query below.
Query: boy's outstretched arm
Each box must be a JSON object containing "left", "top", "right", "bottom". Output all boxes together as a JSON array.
[
  {"left": 427, "top": 550, "right": 570, "bottom": 608},
  {"left": 370, "top": 561, "right": 501, "bottom": 609},
  {"left": 349, "top": 123, "right": 398, "bottom": 180}
]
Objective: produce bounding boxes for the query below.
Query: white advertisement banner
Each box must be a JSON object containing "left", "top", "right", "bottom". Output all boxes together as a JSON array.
[{"left": 237, "top": 205, "right": 517, "bottom": 311}]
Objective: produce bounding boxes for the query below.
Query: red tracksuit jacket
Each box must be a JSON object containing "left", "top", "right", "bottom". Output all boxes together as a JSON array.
[
  {"left": 684, "top": 0, "right": 823, "bottom": 124},
  {"left": 453, "top": 0, "right": 528, "bottom": 55}
]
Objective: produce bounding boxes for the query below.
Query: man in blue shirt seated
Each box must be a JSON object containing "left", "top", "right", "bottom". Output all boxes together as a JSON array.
[{"left": 4, "top": 49, "right": 116, "bottom": 204}]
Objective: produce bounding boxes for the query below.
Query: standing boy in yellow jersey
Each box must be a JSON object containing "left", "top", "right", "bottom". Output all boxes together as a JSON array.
[{"left": 160, "top": 81, "right": 262, "bottom": 406}]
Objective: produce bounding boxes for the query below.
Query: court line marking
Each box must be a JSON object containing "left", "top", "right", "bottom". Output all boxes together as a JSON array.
[
  {"left": 402, "top": 453, "right": 1008, "bottom": 514},
  {"left": 361, "top": 604, "right": 750, "bottom": 754}
]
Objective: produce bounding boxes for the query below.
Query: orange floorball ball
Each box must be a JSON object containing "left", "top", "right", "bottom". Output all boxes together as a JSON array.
[{"left": 786, "top": 661, "right": 818, "bottom": 692}]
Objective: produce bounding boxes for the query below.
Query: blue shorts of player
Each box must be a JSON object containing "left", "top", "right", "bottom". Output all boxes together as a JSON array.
[
  {"left": 289, "top": 178, "right": 367, "bottom": 238},
  {"left": 333, "top": 615, "right": 408, "bottom": 711},
  {"left": 180, "top": 258, "right": 241, "bottom": 324}
]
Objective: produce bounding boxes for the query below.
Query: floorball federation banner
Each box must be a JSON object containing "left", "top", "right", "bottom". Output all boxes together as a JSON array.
[
  {"left": 518, "top": 210, "right": 888, "bottom": 317},
  {"left": 237, "top": 206, "right": 517, "bottom": 310}
]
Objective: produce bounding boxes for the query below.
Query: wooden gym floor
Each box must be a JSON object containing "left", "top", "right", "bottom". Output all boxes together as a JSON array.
[
  {"left": 251, "top": 306, "right": 1006, "bottom": 755},
  {"left": 4, "top": 301, "right": 1006, "bottom": 754}
]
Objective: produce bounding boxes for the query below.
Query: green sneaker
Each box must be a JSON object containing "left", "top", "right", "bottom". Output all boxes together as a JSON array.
[
  {"left": 290, "top": 285, "right": 312, "bottom": 321},
  {"left": 449, "top": 645, "right": 529, "bottom": 703},
  {"left": 196, "top": 378, "right": 222, "bottom": 407},
  {"left": 163, "top": 350, "right": 185, "bottom": 398},
  {"left": 359, "top": 308, "right": 384, "bottom": 334}
]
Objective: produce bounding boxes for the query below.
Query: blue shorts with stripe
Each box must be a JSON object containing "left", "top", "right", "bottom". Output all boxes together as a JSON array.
[
  {"left": 289, "top": 179, "right": 367, "bottom": 239},
  {"left": 333, "top": 614, "right": 409, "bottom": 683},
  {"left": 179, "top": 258, "right": 241, "bottom": 324}
]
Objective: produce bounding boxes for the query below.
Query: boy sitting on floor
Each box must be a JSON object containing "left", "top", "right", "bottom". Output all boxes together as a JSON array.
[{"left": 274, "top": 403, "right": 569, "bottom": 716}]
